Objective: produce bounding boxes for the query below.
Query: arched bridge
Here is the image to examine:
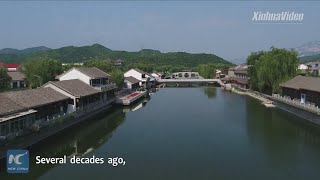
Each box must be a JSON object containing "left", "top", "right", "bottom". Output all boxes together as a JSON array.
[{"left": 157, "top": 79, "right": 225, "bottom": 86}]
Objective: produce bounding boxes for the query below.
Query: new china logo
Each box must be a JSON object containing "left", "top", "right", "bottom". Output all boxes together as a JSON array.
[{"left": 6, "top": 150, "right": 29, "bottom": 173}]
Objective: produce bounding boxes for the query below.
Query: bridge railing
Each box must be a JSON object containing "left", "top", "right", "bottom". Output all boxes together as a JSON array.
[{"left": 157, "top": 79, "right": 224, "bottom": 86}]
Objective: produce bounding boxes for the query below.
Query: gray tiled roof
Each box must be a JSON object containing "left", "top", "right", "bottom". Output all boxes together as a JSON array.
[
  {"left": 134, "top": 68, "right": 147, "bottom": 74},
  {"left": 231, "top": 77, "right": 249, "bottom": 85},
  {"left": 115, "top": 59, "right": 124, "bottom": 63},
  {"left": 280, "top": 75, "right": 320, "bottom": 92},
  {"left": 7, "top": 71, "right": 25, "bottom": 81},
  {"left": 0, "top": 93, "right": 26, "bottom": 116},
  {"left": 76, "top": 67, "right": 110, "bottom": 78},
  {"left": 57, "top": 67, "right": 111, "bottom": 79},
  {"left": 234, "top": 69, "right": 248, "bottom": 75},
  {"left": 124, "top": 76, "right": 140, "bottom": 84},
  {"left": 133, "top": 68, "right": 151, "bottom": 76},
  {"left": 4, "top": 87, "right": 70, "bottom": 109},
  {"left": 47, "top": 79, "right": 101, "bottom": 97}
]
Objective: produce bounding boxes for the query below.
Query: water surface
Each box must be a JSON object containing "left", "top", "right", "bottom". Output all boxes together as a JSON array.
[{"left": 1, "top": 88, "right": 320, "bottom": 180}]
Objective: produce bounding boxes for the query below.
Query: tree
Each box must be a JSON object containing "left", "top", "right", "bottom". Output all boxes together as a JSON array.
[
  {"left": 197, "top": 64, "right": 213, "bottom": 78},
  {"left": 83, "top": 59, "right": 115, "bottom": 73},
  {"left": 197, "top": 63, "right": 230, "bottom": 79},
  {"left": 203, "top": 87, "right": 217, "bottom": 99},
  {"left": 110, "top": 69, "right": 124, "bottom": 89},
  {"left": 247, "top": 51, "right": 265, "bottom": 91},
  {"left": 0, "top": 68, "right": 11, "bottom": 91},
  {"left": 247, "top": 47, "right": 299, "bottom": 94},
  {"left": 23, "top": 57, "right": 63, "bottom": 88}
]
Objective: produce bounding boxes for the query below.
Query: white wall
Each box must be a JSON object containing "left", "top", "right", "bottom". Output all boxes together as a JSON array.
[
  {"left": 124, "top": 80, "right": 132, "bottom": 89},
  {"left": 298, "top": 64, "right": 308, "bottom": 70},
  {"left": 151, "top": 73, "right": 160, "bottom": 80},
  {"left": 7, "top": 68, "right": 18, "bottom": 71},
  {"left": 124, "top": 69, "right": 149, "bottom": 82},
  {"left": 59, "top": 69, "right": 91, "bottom": 85}
]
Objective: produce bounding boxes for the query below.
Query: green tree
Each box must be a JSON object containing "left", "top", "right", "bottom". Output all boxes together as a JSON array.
[
  {"left": 0, "top": 68, "right": 11, "bottom": 91},
  {"left": 83, "top": 59, "right": 115, "bottom": 72},
  {"left": 203, "top": 87, "right": 217, "bottom": 99},
  {"left": 197, "top": 63, "right": 230, "bottom": 79},
  {"left": 197, "top": 64, "right": 213, "bottom": 78},
  {"left": 110, "top": 69, "right": 124, "bottom": 89},
  {"left": 23, "top": 57, "right": 63, "bottom": 88},
  {"left": 247, "top": 47, "right": 299, "bottom": 94}
]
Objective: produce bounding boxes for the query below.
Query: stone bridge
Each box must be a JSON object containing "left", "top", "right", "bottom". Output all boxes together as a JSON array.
[{"left": 157, "top": 79, "right": 225, "bottom": 86}]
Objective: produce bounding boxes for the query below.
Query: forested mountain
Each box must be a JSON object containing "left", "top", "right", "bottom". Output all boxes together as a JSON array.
[
  {"left": 300, "top": 54, "right": 320, "bottom": 63},
  {"left": 0, "top": 46, "right": 51, "bottom": 63},
  {"left": 295, "top": 41, "right": 320, "bottom": 57},
  {"left": 0, "top": 44, "right": 232, "bottom": 67}
]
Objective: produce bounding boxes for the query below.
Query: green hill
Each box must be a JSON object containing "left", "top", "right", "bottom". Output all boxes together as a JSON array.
[
  {"left": 300, "top": 54, "right": 320, "bottom": 63},
  {"left": 0, "top": 44, "right": 232, "bottom": 68},
  {"left": 0, "top": 46, "right": 51, "bottom": 63}
]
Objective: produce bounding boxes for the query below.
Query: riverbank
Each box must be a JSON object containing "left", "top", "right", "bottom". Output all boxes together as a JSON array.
[
  {"left": 231, "top": 87, "right": 275, "bottom": 107},
  {"left": 232, "top": 86, "right": 320, "bottom": 125}
]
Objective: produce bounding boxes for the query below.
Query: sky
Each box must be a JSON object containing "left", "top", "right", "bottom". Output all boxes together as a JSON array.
[{"left": 0, "top": 1, "right": 319, "bottom": 63}]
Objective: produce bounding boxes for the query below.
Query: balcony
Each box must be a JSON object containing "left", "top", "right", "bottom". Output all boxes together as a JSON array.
[{"left": 92, "top": 83, "right": 117, "bottom": 91}]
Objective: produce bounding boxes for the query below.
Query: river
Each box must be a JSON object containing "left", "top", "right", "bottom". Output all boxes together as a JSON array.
[{"left": 1, "top": 87, "right": 320, "bottom": 179}]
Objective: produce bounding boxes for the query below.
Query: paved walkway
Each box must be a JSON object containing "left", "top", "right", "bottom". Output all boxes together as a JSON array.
[{"left": 232, "top": 88, "right": 275, "bottom": 107}]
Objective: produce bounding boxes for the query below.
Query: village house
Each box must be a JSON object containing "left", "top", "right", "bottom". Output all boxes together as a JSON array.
[
  {"left": 56, "top": 67, "right": 117, "bottom": 92},
  {"left": 114, "top": 59, "right": 124, "bottom": 67},
  {"left": 43, "top": 79, "right": 106, "bottom": 114},
  {"left": 227, "top": 67, "right": 236, "bottom": 77},
  {"left": 305, "top": 61, "right": 320, "bottom": 76},
  {"left": 124, "top": 68, "right": 151, "bottom": 88},
  {"left": 124, "top": 76, "right": 140, "bottom": 91},
  {"left": 305, "top": 61, "right": 320, "bottom": 69},
  {"left": 280, "top": 75, "right": 320, "bottom": 106},
  {"left": 215, "top": 69, "right": 226, "bottom": 79},
  {"left": 0, "top": 63, "right": 21, "bottom": 72},
  {"left": 298, "top": 64, "right": 308, "bottom": 72},
  {"left": 151, "top": 72, "right": 163, "bottom": 80},
  {"left": 230, "top": 68, "right": 249, "bottom": 89},
  {"left": 7, "top": 71, "right": 26, "bottom": 89},
  {"left": 0, "top": 87, "right": 70, "bottom": 138},
  {"left": 227, "top": 64, "right": 248, "bottom": 78},
  {"left": 0, "top": 94, "right": 37, "bottom": 138},
  {"left": 0, "top": 67, "right": 118, "bottom": 144},
  {"left": 57, "top": 67, "right": 111, "bottom": 87}
]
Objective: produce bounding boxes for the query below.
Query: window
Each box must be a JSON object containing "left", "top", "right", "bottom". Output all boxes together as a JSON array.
[
  {"left": 20, "top": 81, "right": 25, "bottom": 88},
  {"left": 69, "top": 99, "right": 74, "bottom": 105},
  {"left": 10, "top": 122, "right": 14, "bottom": 133},
  {"left": 142, "top": 74, "right": 146, "bottom": 78},
  {"left": 12, "top": 81, "right": 18, "bottom": 88},
  {"left": 91, "top": 79, "right": 100, "bottom": 86},
  {"left": 102, "top": 78, "right": 108, "bottom": 85}
]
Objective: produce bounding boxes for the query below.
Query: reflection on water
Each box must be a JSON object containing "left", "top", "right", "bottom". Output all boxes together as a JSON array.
[
  {"left": 1, "top": 88, "right": 320, "bottom": 180},
  {"left": 245, "top": 96, "right": 320, "bottom": 174},
  {"left": 202, "top": 87, "right": 217, "bottom": 99},
  {"left": 0, "top": 108, "right": 126, "bottom": 180},
  {"left": 123, "top": 96, "right": 151, "bottom": 112}
]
